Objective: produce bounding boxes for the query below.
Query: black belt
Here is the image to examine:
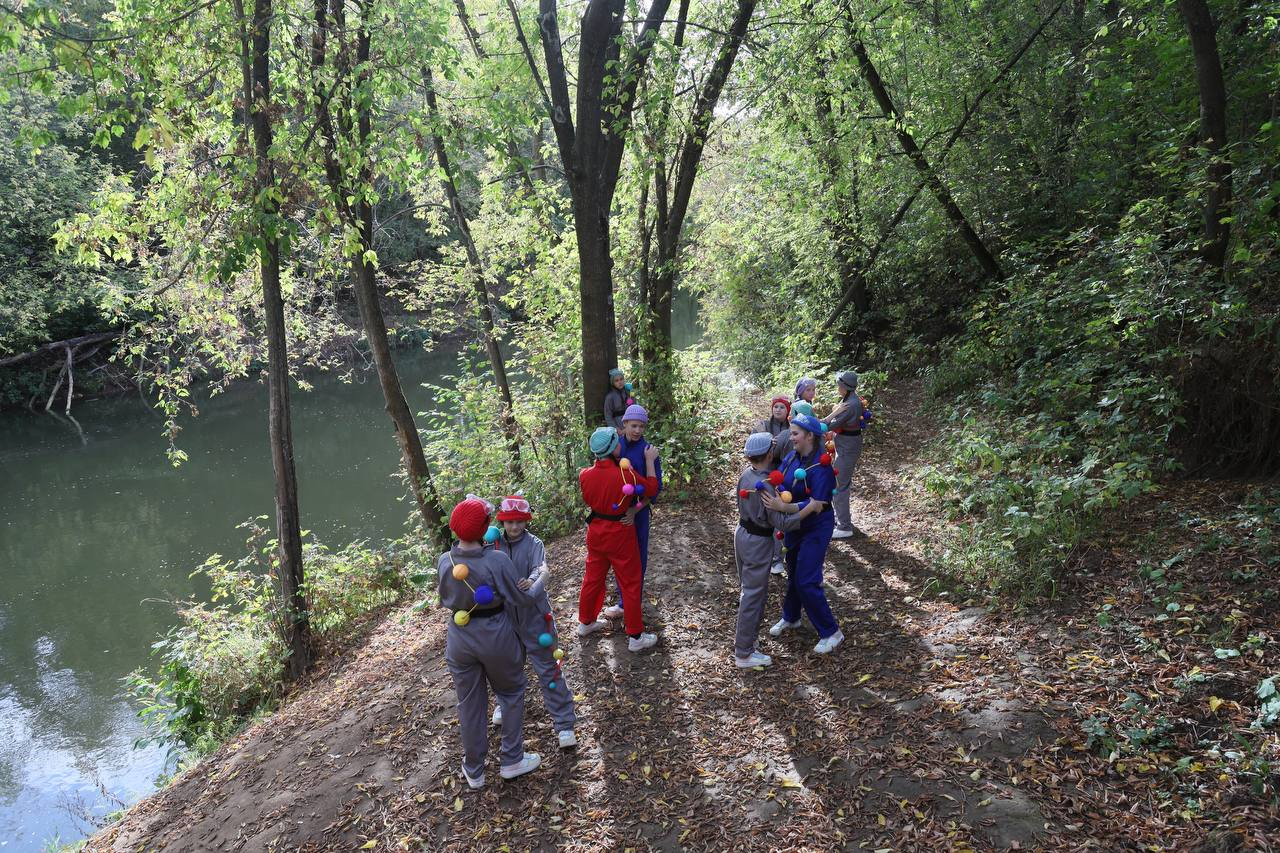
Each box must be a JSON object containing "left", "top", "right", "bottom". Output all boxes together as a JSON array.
[
  {"left": 587, "top": 510, "right": 626, "bottom": 523},
  {"left": 836, "top": 428, "right": 862, "bottom": 436},
  {"left": 469, "top": 604, "right": 504, "bottom": 619},
  {"left": 739, "top": 518, "right": 773, "bottom": 538}
]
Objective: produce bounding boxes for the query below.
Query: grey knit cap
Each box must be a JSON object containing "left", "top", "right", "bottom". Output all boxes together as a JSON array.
[
  {"left": 744, "top": 431, "right": 774, "bottom": 457},
  {"left": 836, "top": 370, "right": 859, "bottom": 391}
]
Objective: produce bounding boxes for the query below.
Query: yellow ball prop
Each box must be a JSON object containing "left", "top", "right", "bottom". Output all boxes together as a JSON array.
[
  {"left": 553, "top": 648, "right": 565, "bottom": 661},
  {"left": 780, "top": 491, "right": 793, "bottom": 503},
  {"left": 453, "top": 610, "right": 471, "bottom": 626},
  {"left": 619, "top": 458, "right": 631, "bottom": 470},
  {"left": 452, "top": 563, "right": 469, "bottom": 581}
]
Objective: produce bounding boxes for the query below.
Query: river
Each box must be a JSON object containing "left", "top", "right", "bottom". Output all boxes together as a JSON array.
[{"left": 0, "top": 299, "right": 700, "bottom": 850}]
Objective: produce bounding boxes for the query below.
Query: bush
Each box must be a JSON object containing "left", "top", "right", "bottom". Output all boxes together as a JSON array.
[
  {"left": 915, "top": 201, "right": 1258, "bottom": 597},
  {"left": 127, "top": 519, "right": 422, "bottom": 764}
]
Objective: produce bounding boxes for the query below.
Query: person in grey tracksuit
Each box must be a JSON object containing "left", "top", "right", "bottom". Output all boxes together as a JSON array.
[
  {"left": 491, "top": 497, "right": 577, "bottom": 744},
  {"left": 732, "top": 432, "right": 803, "bottom": 667},
  {"left": 603, "top": 368, "right": 630, "bottom": 430},
  {"left": 437, "top": 499, "right": 540, "bottom": 788},
  {"left": 824, "top": 370, "right": 865, "bottom": 538}
]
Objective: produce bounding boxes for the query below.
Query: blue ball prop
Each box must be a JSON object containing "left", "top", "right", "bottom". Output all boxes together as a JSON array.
[
  {"left": 820, "top": 422, "right": 830, "bottom": 433},
  {"left": 538, "top": 632, "right": 553, "bottom": 647},
  {"left": 548, "top": 681, "right": 557, "bottom": 690},
  {"left": 474, "top": 584, "right": 495, "bottom": 606},
  {"left": 624, "top": 382, "right": 633, "bottom": 392},
  {"left": 754, "top": 480, "right": 765, "bottom": 490},
  {"left": 634, "top": 483, "right": 646, "bottom": 496},
  {"left": 484, "top": 525, "right": 501, "bottom": 543},
  {"left": 794, "top": 467, "right": 807, "bottom": 480}
]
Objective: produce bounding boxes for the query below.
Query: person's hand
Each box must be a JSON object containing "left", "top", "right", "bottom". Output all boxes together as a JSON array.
[
  {"left": 619, "top": 512, "right": 635, "bottom": 525},
  {"left": 624, "top": 505, "right": 640, "bottom": 522},
  {"left": 762, "top": 494, "right": 797, "bottom": 513},
  {"left": 643, "top": 443, "right": 660, "bottom": 464},
  {"left": 517, "top": 578, "right": 532, "bottom": 590}
]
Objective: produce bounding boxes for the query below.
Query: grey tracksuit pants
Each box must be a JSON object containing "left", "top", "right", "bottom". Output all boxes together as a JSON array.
[
  {"left": 514, "top": 602, "right": 577, "bottom": 731},
  {"left": 833, "top": 434, "right": 863, "bottom": 530},
  {"left": 734, "top": 525, "right": 776, "bottom": 658},
  {"left": 445, "top": 613, "right": 527, "bottom": 778}
]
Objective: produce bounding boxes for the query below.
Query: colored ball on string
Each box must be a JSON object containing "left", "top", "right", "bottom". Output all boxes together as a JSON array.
[
  {"left": 452, "top": 563, "right": 469, "bottom": 581},
  {"left": 454, "top": 610, "right": 471, "bottom": 626},
  {"left": 833, "top": 468, "right": 840, "bottom": 476},
  {"left": 826, "top": 441, "right": 836, "bottom": 453},
  {"left": 553, "top": 648, "right": 565, "bottom": 660},
  {"left": 738, "top": 488, "right": 750, "bottom": 499},
  {"left": 548, "top": 681, "right": 557, "bottom": 690},
  {"left": 754, "top": 480, "right": 765, "bottom": 491},
  {"left": 544, "top": 612, "right": 553, "bottom": 622},
  {"left": 484, "top": 525, "right": 501, "bottom": 544},
  {"left": 634, "top": 484, "right": 645, "bottom": 496},
  {"left": 624, "top": 382, "right": 633, "bottom": 392},
  {"left": 820, "top": 422, "right": 829, "bottom": 433},
  {"left": 626, "top": 398, "right": 635, "bottom": 406},
  {"left": 767, "top": 470, "right": 785, "bottom": 487},
  {"left": 619, "top": 458, "right": 632, "bottom": 470},
  {"left": 820, "top": 453, "right": 832, "bottom": 466},
  {"left": 780, "top": 491, "right": 793, "bottom": 503},
  {"left": 794, "top": 467, "right": 807, "bottom": 480},
  {"left": 775, "top": 531, "right": 784, "bottom": 540},
  {"left": 474, "top": 584, "right": 495, "bottom": 606},
  {"left": 622, "top": 483, "right": 635, "bottom": 496},
  {"left": 538, "top": 632, "right": 554, "bottom": 647}
]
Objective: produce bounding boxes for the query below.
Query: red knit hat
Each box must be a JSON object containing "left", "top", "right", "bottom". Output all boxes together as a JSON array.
[
  {"left": 771, "top": 395, "right": 792, "bottom": 415},
  {"left": 449, "top": 498, "right": 490, "bottom": 542},
  {"left": 495, "top": 495, "right": 532, "bottom": 522}
]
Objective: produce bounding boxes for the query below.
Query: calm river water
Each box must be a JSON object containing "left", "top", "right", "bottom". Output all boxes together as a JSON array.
[{"left": 0, "top": 302, "right": 699, "bottom": 850}]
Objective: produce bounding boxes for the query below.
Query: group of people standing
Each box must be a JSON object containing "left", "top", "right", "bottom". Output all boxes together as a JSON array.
[{"left": 435, "top": 367, "right": 867, "bottom": 787}]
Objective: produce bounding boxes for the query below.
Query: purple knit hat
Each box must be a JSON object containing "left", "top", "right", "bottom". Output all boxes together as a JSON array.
[{"left": 622, "top": 404, "right": 649, "bottom": 423}]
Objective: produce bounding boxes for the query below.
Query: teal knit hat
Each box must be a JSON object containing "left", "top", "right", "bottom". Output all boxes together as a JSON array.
[{"left": 589, "top": 426, "right": 620, "bottom": 459}]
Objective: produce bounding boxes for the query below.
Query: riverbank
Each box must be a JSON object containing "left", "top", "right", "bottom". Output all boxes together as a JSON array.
[{"left": 86, "top": 382, "right": 1279, "bottom": 850}]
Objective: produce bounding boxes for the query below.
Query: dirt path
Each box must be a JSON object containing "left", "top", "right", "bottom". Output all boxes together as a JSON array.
[{"left": 89, "top": 385, "right": 1275, "bottom": 851}]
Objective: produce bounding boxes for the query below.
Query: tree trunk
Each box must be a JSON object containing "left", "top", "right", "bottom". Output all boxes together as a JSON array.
[
  {"left": 845, "top": 33, "right": 1004, "bottom": 280},
  {"left": 422, "top": 67, "right": 524, "bottom": 475},
  {"left": 250, "top": 0, "right": 310, "bottom": 679},
  {"left": 535, "top": 0, "right": 672, "bottom": 426},
  {"left": 1176, "top": 0, "right": 1232, "bottom": 273},
  {"left": 310, "top": 0, "right": 448, "bottom": 544}
]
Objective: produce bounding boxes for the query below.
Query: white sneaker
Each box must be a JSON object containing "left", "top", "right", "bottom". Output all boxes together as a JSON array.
[
  {"left": 735, "top": 651, "right": 773, "bottom": 668},
  {"left": 627, "top": 632, "right": 658, "bottom": 652},
  {"left": 769, "top": 618, "right": 801, "bottom": 637},
  {"left": 491, "top": 704, "right": 502, "bottom": 726},
  {"left": 499, "top": 752, "right": 541, "bottom": 780},
  {"left": 831, "top": 527, "right": 854, "bottom": 540},
  {"left": 814, "top": 630, "right": 845, "bottom": 654},
  {"left": 770, "top": 561, "right": 785, "bottom": 575},
  {"left": 557, "top": 730, "right": 577, "bottom": 749},
  {"left": 461, "top": 763, "right": 485, "bottom": 789},
  {"left": 577, "top": 618, "right": 607, "bottom": 638},
  {"left": 602, "top": 604, "right": 625, "bottom": 619}
]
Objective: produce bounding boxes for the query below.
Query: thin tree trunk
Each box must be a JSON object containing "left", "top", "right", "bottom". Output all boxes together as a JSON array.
[
  {"left": 846, "top": 33, "right": 1004, "bottom": 281},
  {"left": 310, "top": 0, "right": 448, "bottom": 543},
  {"left": 1177, "top": 0, "right": 1232, "bottom": 273},
  {"left": 422, "top": 66, "right": 523, "bottom": 477},
  {"left": 250, "top": 0, "right": 310, "bottom": 678}
]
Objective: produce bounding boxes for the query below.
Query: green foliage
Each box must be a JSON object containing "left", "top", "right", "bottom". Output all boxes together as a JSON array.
[{"left": 126, "top": 519, "right": 422, "bottom": 762}]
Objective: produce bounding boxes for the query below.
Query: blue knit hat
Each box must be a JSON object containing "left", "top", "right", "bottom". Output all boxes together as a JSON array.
[
  {"left": 795, "top": 377, "right": 816, "bottom": 400},
  {"left": 622, "top": 404, "right": 648, "bottom": 423},
  {"left": 589, "top": 426, "right": 620, "bottom": 459},
  {"left": 791, "top": 412, "right": 823, "bottom": 435},
  {"left": 744, "top": 432, "right": 774, "bottom": 457}
]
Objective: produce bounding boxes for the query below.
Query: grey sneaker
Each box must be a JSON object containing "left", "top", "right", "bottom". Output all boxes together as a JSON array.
[
  {"left": 461, "top": 763, "right": 485, "bottom": 789},
  {"left": 499, "top": 752, "right": 541, "bottom": 780},
  {"left": 769, "top": 617, "right": 801, "bottom": 637},
  {"left": 735, "top": 651, "right": 773, "bottom": 668},
  {"left": 627, "top": 632, "right": 659, "bottom": 652}
]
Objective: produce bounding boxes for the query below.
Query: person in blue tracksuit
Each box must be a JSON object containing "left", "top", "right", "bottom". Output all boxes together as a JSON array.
[
  {"left": 762, "top": 412, "right": 845, "bottom": 655},
  {"left": 602, "top": 403, "right": 662, "bottom": 620}
]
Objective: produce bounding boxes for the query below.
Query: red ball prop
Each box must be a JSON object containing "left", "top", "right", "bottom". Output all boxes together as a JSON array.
[
  {"left": 767, "top": 470, "right": 785, "bottom": 487},
  {"left": 820, "top": 453, "right": 832, "bottom": 466},
  {"left": 738, "top": 488, "right": 750, "bottom": 499},
  {"left": 775, "top": 531, "right": 784, "bottom": 540},
  {"left": 544, "top": 612, "right": 553, "bottom": 622}
]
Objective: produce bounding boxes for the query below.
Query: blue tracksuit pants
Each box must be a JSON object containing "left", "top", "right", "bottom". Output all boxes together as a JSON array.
[{"left": 781, "top": 511, "right": 839, "bottom": 639}]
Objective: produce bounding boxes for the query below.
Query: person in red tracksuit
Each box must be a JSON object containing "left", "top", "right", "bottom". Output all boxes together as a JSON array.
[{"left": 576, "top": 426, "right": 661, "bottom": 653}]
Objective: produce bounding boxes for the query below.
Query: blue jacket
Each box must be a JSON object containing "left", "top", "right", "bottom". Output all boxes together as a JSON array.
[
  {"left": 779, "top": 448, "right": 834, "bottom": 532},
  {"left": 617, "top": 434, "right": 663, "bottom": 508}
]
